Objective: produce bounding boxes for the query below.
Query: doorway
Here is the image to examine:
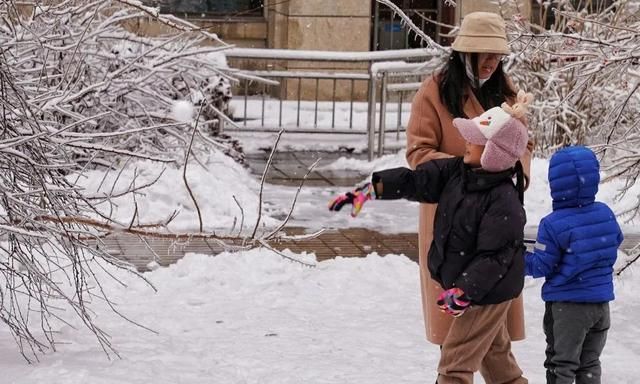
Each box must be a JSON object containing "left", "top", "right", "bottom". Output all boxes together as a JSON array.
[{"left": 371, "top": 0, "right": 455, "bottom": 50}]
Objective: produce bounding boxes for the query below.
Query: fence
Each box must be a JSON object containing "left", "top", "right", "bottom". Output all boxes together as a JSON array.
[
  {"left": 224, "top": 48, "right": 443, "bottom": 160},
  {"left": 232, "top": 70, "right": 371, "bottom": 132}
]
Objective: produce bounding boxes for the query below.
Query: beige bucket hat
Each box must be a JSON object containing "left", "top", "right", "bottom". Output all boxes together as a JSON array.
[{"left": 451, "top": 12, "right": 510, "bottom": 55}]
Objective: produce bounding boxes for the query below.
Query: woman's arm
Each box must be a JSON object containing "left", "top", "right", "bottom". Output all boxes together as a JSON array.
[{"left": 406, "top": 78, "right": 454, "bottom": 169}]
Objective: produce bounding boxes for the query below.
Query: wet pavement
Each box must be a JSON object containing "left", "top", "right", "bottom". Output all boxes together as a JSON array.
[{"left": 244, "top": 150, "right": 369, "bottom": 187}]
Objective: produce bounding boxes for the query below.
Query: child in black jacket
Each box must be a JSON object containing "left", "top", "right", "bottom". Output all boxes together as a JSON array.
[{"left": 329, "top": 91, "right": 533, "bottom": 384}]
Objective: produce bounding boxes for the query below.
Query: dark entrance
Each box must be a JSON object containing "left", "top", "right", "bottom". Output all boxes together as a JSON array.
[{"left": 371, "top": 0, "right": 456, "bottom": 50}]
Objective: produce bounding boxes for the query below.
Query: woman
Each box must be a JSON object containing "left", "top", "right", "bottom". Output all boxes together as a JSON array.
[{"left": 406, "top": 11, "right": 533, "bottom": 379}]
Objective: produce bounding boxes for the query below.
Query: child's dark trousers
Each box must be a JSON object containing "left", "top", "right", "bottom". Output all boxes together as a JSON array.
[{"left": 543, "top": 301, "right": 610, "bottom": 384}]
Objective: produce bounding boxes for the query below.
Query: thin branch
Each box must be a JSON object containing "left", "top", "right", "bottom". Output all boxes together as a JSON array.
[
  {"left": 232, "top": 195, "right": 245, "bottom": 237},
  {"left": 251, "top": 128, "right": 284, "bottom": 239},
  {"left": 616, "top": 252, "right": 640, "bottom": 276},
  {"left": 264, "top": 158, "right": 321, "bottom": 240},
  {"left": 182, "top": 103, "right": 205, "bottom": 233},
  {"left": 257, "top": 239, "right": 316, "bottom": 268}
]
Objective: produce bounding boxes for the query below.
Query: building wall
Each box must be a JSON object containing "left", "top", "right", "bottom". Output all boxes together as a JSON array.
[
  {"left": 135, "top": 0, "right": 533, "bottom": 101},
  {"left": 129, "top": 0, "right": 373, "bottom": 101},
  {"left": 14, "top": 0, "right": 534, "bottom": 102},
  {"left": 206, "top": 20, "right": 268, "bottom": 72},
  {"left": 266, "top": 0, "right": 372, "bottom": 101}
]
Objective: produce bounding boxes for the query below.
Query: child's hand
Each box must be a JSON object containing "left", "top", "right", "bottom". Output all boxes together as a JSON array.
[
  {"left": 328, "top": 182, "right": 375, "bottom": 218},
  {"left": 437, "top": 288, "right": 471, "bottom": 317}
]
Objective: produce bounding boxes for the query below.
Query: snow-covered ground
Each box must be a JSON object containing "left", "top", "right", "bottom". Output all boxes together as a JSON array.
[
  {"left": 1, "top": 248, "right": 638, "bottom": 383},
  {"left": 2, "top": 105, "right": 639, "bottom": 382}
]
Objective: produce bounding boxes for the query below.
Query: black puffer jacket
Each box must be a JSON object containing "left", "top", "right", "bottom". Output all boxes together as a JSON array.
[{"left": 372, "top": 157, "right": 526, "bottom": 305}]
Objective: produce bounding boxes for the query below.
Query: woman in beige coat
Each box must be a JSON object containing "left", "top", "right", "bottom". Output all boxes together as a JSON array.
[{"left": 407, "top": 11, "right": 532, "bottom": 348}]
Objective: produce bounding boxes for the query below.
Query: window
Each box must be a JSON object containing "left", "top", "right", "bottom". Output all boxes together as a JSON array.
[
  {"left": 144, "top": 0, "right": 265, "bottom": 17},
  {"left": 372, "top": 0, "right": 452, "bottom": 50}
]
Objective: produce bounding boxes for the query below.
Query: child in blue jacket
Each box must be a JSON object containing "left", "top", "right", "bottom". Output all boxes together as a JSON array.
[{"left": 525, "top": 146, "right": 623, "bottom": 384}]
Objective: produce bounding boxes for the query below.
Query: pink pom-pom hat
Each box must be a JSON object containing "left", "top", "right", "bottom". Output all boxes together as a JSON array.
[{"left": 453, "top": 90, "right": 533, "bottom": 172}]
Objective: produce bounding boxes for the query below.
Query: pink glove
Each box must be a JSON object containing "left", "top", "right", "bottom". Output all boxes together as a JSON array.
[
  {"left": 437, "top": 288, "right": 471, "bottom": 317},
  {"left": 328, "top": 182, "right": 375, "bottom": 218}
]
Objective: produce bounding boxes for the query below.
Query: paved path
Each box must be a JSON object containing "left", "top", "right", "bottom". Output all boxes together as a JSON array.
[
  {"left": 92, "top": 228, "right": 419, "bottom": 271},
  {"left": 96, "top": 229, "right": 639, "bottom": 272}
]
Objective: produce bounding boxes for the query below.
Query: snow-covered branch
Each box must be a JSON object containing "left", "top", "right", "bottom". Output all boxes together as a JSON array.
[
  {"left": 506, "top": 0, "right": 640, "bottom": 210},
  {"left": 0, "top": 0, "right": 245, "bottom": 362}
]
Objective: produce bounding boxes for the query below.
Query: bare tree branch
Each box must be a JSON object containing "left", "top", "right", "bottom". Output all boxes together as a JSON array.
[
  {"left": 251, "top": 128, "right": 284, "bottom": 239},
  {"left": 0, "top": 0, "right": 241, "bottom": 362},
  {"left": 265, "top": 158, "right": 322, "bottom": 240}
]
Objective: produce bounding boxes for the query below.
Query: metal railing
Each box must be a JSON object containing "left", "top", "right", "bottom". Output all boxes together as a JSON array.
[
  {"left": 368, "top": 62, "right": 434, "bottom": 159},
  {"left": 233, "top": 71, "right": 371, "bottom": 133},
  {"left": 224, "top": 48, "right": 442, "bottom": 160}
]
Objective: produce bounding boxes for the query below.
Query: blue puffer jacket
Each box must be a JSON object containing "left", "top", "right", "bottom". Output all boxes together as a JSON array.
[{"left": 525, "top": 146, "right": 623, "bottom": 302}]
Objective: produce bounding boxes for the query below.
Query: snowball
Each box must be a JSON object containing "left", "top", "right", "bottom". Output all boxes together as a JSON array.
[
  {"left": 146, "top": 260, "right": 161, "bottom": 271},
  {"left": 171, "top": 100, "right": 195, "bottom": 123}
]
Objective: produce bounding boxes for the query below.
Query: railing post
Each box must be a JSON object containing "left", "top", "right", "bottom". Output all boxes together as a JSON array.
[
  {"left": 397, "top": 91, "right": 403, "bottom": 140},
  {"left": 296, "top": 77, "right": 302, "bottom": 128},
  {"left": 366, "top": 66, "right": 378, "bottom": 161},
  {"left": 377, "top": 72, "right": 388, "bottom": 158},
  {"left": 243, "top": 81, "right": 249, "bottom": 127}
]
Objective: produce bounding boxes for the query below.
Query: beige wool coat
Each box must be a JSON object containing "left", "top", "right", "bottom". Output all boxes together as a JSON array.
[{"left": 406, "top": 75, "right": 532, "bottom": 345}]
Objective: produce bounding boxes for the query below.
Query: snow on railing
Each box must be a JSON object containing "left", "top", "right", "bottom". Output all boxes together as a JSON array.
[
  {"left": 225, "top": 48, "right": 439, "bottom": 62},
  {"left": 370, "top": 61, "right": 432, "bottom": 75}
]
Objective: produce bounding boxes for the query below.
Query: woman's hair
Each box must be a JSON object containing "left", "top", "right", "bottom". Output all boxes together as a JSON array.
[{"left": 438, "top": 51, "right": 516, "bottom": 118}]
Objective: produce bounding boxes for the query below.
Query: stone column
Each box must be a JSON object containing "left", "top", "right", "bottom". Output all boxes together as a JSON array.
[
  {"left": 269, "top": 0, "right": 372, "bottom": 101},
  {"left": 285, "top": 0, "right": 371, "bottom": 53},
  {"left": 268, "top": 0, "right": 290, "bottom": 50}
]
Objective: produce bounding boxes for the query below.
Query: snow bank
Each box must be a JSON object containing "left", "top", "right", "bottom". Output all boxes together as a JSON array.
[{"left": 73, "top": 151, "right": 280, "bottom": 233}]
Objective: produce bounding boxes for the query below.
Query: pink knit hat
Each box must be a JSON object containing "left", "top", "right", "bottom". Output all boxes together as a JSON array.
[{"left": 453, "top": 90, "right": 533, "bottom": 172}]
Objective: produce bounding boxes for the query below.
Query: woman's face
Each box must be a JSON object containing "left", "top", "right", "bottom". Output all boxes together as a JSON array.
[
  {"left": 464, "top": 142, "right": 485, "bottom": 168},
  {"left": 477, "top": 53, "right": 503, "bottom": 80}
]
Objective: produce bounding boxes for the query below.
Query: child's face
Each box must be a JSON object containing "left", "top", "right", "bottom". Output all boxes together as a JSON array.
[{"left": 464, "top": 142, "right": 484, "bottom": 168}]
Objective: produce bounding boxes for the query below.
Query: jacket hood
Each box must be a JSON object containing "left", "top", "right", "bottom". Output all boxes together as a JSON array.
[{"left": 549, "top": 146, "right": 600, "bottom": 210}]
